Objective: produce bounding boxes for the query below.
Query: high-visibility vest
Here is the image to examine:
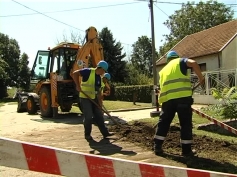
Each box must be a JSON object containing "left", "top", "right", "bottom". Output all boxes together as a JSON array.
[
  {"left": 80, "top": 68, "right": 96, "bottom": 99},
  {"left": 101, "top": 81, "right": 105, "bottom": 95},
  {"left": 158, "top": 58, "right": 192, "bottom": 104}
]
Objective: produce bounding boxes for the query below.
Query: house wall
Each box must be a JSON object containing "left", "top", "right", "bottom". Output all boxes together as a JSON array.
[{"left": 221, "top": 36, "right": 237, "bottom": 70}]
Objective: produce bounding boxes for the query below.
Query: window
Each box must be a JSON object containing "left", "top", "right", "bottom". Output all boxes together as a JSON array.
[
  {"left": 199, "top": 63, "right": 206, "bottom": 72},
  {"left": 31, "top": 51, "right": 50, "bottom": 80}
]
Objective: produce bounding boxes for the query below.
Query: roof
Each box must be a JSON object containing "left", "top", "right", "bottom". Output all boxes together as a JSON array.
[{"left": 156, "top": 19, "right": 237, "bottom": 66}]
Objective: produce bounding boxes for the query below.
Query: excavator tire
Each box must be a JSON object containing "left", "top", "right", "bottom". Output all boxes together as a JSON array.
[
  {"left": 60, "top": 104, "right": 72, "bottom": 112},
  {"left": 26, "top": 96, "right": 38, "bottom": 115},
  {"left": 39, "top": 87, "right": 53, "bottom": 117},
  {"left": 17, "top": 97, "right": 27, "bottom": 113}
]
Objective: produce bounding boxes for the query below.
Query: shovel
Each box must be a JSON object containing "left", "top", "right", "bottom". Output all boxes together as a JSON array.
[{"left": 80, "top": 90, "right": 121, "bottom": 127}]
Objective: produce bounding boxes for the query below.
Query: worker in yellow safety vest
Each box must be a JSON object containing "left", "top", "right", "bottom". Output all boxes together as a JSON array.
[
  {"left": 100, "top": 73, "right": 111, "bottom": 103},
  {"left": 153, "top": 50, "right": 204, "bottom": 156},
  {"left": 72, "top": 61, "right": 114, "bottom": 141}
]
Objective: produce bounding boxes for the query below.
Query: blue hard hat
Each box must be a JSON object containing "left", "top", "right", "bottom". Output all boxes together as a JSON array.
[
  {"left": 166, "top": 50, "right": 179, "bottom": 62},
  {"left": 97, "top": 61, "right": 108, "bottom": 71},
  {"left": 103, "top": 73, "right": 111, "bottom": 80}
]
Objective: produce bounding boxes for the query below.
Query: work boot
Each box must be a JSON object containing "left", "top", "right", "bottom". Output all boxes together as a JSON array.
[
  {"left": 154, "top": 144, "right": 163, "bottom": 155},
  {"left": 181, "top": 149, "right": 197, "bottom": 157},
  {"left": 85, "top": 135, "right": 93, "bottom": 141},
  {"left": 181, "top": 144, "right": 196, "bottom": 156}
]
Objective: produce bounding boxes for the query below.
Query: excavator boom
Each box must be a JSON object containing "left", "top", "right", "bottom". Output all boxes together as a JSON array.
[{"left": 70, "top": 27, "right": 104, "bottom": 76}]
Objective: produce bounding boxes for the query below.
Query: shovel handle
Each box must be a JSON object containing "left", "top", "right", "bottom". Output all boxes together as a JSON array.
[{"left": 80, "top": 90, "right": 121, "bottom": 126}]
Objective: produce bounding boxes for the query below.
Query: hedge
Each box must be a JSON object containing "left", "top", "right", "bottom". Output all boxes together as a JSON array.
[{"left": 105, "top": 85, "right": 153, "bottom": 103}]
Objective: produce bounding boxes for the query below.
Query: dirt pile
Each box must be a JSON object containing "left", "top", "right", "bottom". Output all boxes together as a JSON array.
[{"left": 109, "top": 121, "right": 237, "bottom": 174}]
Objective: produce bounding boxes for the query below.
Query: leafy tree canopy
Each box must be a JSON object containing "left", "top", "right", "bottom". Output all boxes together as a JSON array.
[
  {"left": 99, "top": 27, "right": 128, "bottom": 83},
  {"left": 0, "top": 33, "right": 21, "bottom": 86},
  {"left": 130, "top": 36, "right": 154, "bottom": 77},
  {"left": 158, "top": 0, "right": 234, "bottom": 58}
]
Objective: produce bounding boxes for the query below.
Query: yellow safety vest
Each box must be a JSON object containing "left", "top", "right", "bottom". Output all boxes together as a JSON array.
[
  {"left": 158, "top": 58, "right": 192, "bottom": 104},
  {"left": 101, "top": 81, "right": 105, "bottom": 95},
  {"left": 80, "top": 68, "right": 96, "bottom": 99}
]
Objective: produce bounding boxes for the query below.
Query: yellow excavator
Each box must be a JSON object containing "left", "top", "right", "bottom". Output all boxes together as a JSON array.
[{"left": 16, "top": 26, "right": 106, "bottom": 118}]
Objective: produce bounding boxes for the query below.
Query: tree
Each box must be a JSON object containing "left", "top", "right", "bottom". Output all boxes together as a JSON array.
[
  {"left": 0, "top": 33, "right": 21, "bottom": 86},
  {"left": 0, "top": 57, "right": 9, "bottom": 98},
  {"left": 130, "top": 36, "right": 154, "bottom": 77},
  {"left": 99, "top": 27, "right": 128, "bottom": 83},
  {"left": 18, "top": 53, "right": 31, "bottom": 90},
  {"left": 56, "top": 30, "right": 84, "bottom": 44},
  {"left": 158, "top": 0, "right": 234, "bottom": 57},
  {"left": 125, "top": 62, "right": 153, "bottom": 85}
]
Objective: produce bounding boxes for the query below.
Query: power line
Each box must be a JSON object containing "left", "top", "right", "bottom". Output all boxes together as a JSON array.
[
  {"left": 137, "top": 0, "right": 237, "bottom": 6},
  {"left": 154, "top": 4, "right": 169, "bottom": 17},
  {"left": 1, "top": 2, "right": 141, "bottom": 17},
  {"left": 10, "top": 0, "right": 84, "bottom": 32}
]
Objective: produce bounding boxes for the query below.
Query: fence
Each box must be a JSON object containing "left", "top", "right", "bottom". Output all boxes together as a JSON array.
[
  {"left": 1, "top": 137, "right": 237, "bottom": 177},
  {"left": 191, "top": 69, "right": 237, "bottom": 104}
]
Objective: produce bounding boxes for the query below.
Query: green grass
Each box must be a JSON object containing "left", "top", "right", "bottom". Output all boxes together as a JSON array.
[
  {"left": 71, "top": 100, "right": 153, "bottom": 113},
  {"left": 0, "top": 88, "right": 17, "bottom": 107},
  {"left": 7, "top": 88, "right": 17, "bottom": 98}
]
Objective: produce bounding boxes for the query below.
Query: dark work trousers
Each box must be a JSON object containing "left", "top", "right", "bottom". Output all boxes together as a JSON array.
[
  {"left": 80, "top": 97, "right": 109, "bottom": 137},
  {"left": 154, "top": 96, "right": 193, "bottom": 153}
]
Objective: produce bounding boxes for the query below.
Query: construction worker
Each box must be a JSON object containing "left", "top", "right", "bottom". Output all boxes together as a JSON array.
[
  {"left": 153, "top": 50, "right": 204, "bottom": 156},
  {"left": 101, "top": 73, "right": 111, "bottom": 100},
  {"left": 72, "top": 61, "right": 114, "bottom": 141},
  {"left": 93, "top": 73, "right": 111, "bottom": 125}
]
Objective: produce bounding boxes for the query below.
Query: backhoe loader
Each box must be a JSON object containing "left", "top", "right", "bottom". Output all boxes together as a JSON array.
[{"left": 16, "top": 26, "right": 105, "bottom": 118}]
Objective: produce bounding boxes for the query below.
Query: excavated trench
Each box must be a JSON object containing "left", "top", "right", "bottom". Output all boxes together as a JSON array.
[{"left": 108, "top": 121, "right": 237, "bottom": 174}]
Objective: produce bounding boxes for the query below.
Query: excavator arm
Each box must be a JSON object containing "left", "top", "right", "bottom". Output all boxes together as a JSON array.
[{"left": 70, "top": 26, "right": 104, "bottom": 77}]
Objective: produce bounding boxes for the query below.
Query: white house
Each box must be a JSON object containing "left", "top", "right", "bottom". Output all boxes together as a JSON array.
[{"left": 156, "top": 20, "right": 237, "bottom": 104}]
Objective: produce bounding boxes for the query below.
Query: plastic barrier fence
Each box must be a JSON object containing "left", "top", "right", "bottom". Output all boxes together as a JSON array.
[{"left": 0, "top": 137, "right": 236, "bottom": 177}]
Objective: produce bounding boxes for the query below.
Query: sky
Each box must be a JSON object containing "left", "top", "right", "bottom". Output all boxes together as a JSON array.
[{"left": 0, "top": 0, "right": 237, "bottom": 67}]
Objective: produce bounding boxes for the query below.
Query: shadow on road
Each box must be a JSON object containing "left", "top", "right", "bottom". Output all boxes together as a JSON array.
[
  {"left": 158, "top": 153, "right": 237, "bottom": 174},
  {"left": 87, "top": 138, "right": 137, "bottom": 156},
  {"left": 31, "top": 113, "right": 84, "bottom": 125},
  {"left": 30, "top": 112, "right": 127, "bottom": 126}
]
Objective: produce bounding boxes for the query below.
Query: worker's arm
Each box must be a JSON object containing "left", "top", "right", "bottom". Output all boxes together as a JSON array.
[
  {"left": 103, "top": 82, "right": 110, "bottom": 96},
  {"left": 102, "top": 78, "right": 111, "bottom": 96},
  {"left": 186, "top": 59, "right": 205, "bottom": 84},
  {"left": 72, "top": 69, "right": 82, "bottom": 92}
]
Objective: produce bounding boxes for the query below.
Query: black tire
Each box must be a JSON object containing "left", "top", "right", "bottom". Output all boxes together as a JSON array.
[
  {"left": 39, "top": 87, "right": 53, "bottom": 117},
  {"left": 60, "top": 104, "right": 72, "bottom": 112},
  {"left": 26, "top": 96, "right": 38, "bottom": 115},
  {"left": 17, "top": 97, "right": 27, "bottom": 113}
]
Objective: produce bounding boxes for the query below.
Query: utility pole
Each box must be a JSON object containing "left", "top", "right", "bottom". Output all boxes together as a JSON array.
[
  {"left": 149, "top": 0, "right": 157, "bottom": 86},
  {"left": 149, "top": 0, "right": 160, "bottom": 117}
]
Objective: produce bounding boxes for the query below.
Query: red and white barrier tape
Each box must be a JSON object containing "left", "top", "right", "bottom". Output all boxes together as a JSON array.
[
  {"left": 1, "top": 137, "right": 236, "bottom": 177},
  {"left": 192, "top": 108, "right": 237, "bottom": 136}
]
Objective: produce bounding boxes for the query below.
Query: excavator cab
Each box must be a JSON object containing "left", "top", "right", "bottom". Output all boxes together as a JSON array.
[{"left": 31, "top": 44, "right": 78, "bottom": 82}]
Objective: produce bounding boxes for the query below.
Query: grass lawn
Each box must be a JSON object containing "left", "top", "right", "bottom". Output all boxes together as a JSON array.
[
  {"left": 0, "top": 87, "right": 17, "bottom": 107},
  {"left": 71, "top": 100, "right": 153, "bottom": 113}
]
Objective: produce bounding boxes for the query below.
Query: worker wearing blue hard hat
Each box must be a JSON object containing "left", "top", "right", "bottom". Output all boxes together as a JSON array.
[
  {"left": 101, "top": 73, "right": 111, "bottom": 97},
  {"left": 153, "top": 50, "right": 205, "bottom": 156},
  {"left": 72, "top": 60, "right": 114, "bottom": 141}
]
